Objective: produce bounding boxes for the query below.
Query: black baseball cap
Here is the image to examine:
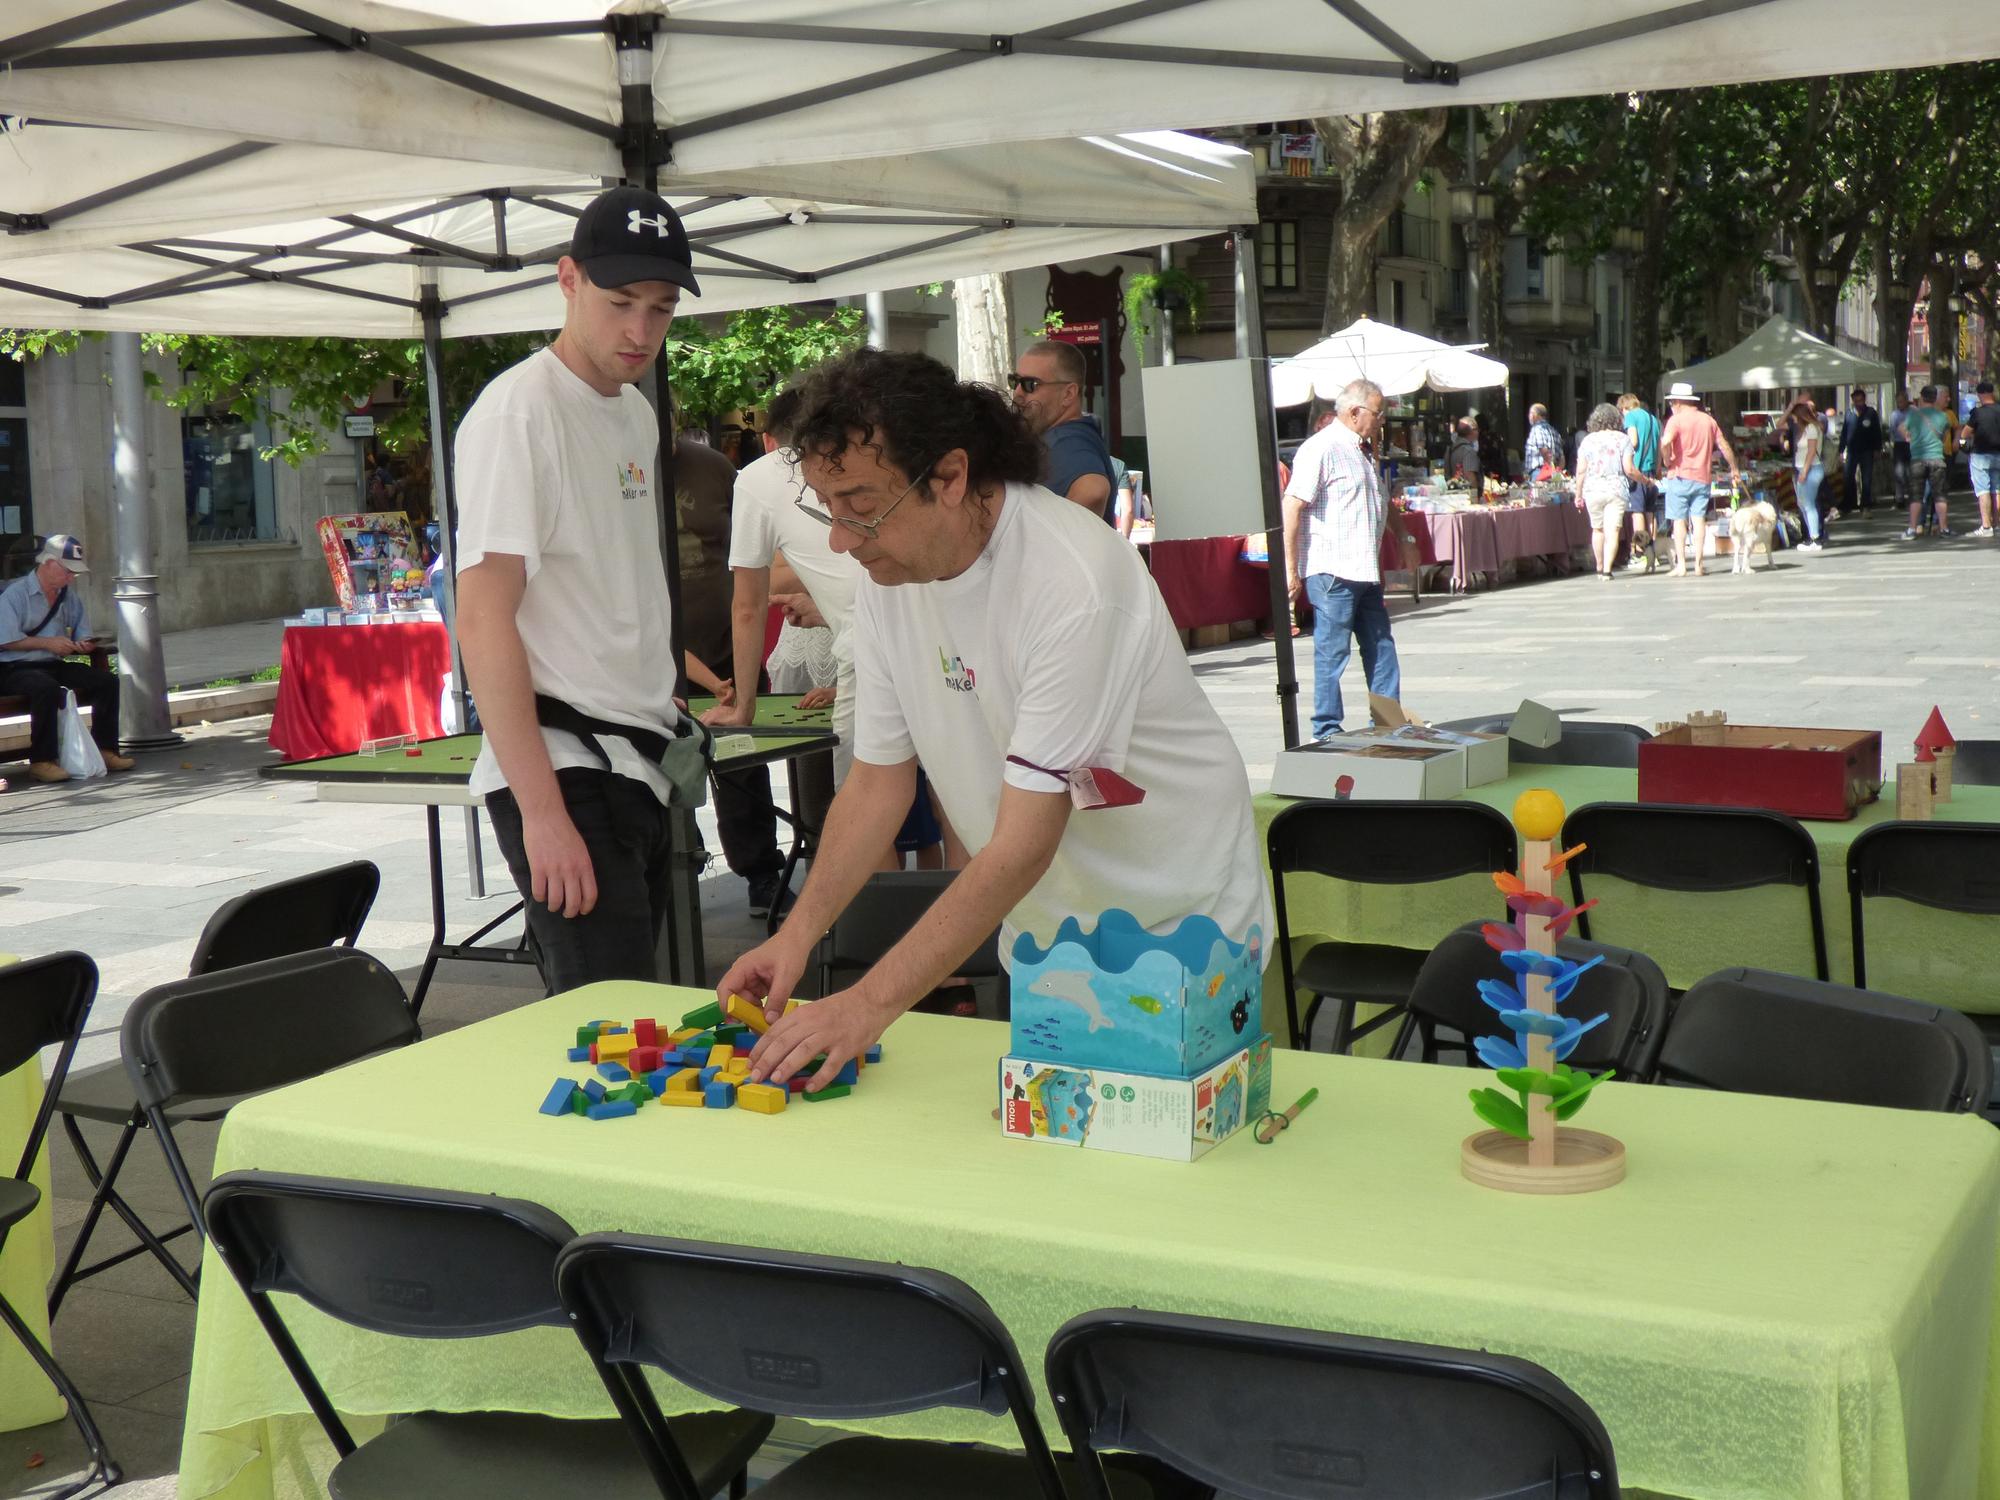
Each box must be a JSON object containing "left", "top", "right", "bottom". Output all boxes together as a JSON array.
[{"left": 568, "top": 185, "right": 700, "bottom": 296}]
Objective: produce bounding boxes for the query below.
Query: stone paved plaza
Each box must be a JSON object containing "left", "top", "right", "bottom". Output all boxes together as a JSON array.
[{"left": 4, "top": 505, "right": 1996, "bottom": 1495}]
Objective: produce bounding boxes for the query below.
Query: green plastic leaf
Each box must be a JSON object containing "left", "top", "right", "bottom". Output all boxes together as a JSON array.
[
  {"left": 1495, "top": 1067, "right": 1562, "bottom": 1097},
  {"left": 1469, "top": 1087, "right": 1530, "bottom": 1139},
  {"left": 1553, "top": 1068, "right": 1614, "bottom": 1121}
]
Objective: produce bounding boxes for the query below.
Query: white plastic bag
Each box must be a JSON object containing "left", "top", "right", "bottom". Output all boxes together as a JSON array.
[{"left": 57, "top": 689, "right": 107, "bottom": 780}]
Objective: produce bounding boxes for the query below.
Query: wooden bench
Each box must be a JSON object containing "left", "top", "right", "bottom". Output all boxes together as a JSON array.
[{"left": 0, "top": 644, "right": 116, "bottom": 720}]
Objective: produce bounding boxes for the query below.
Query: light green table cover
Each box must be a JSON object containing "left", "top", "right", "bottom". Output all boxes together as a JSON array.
[
  {"left": 178, "top": 984, "right": 2000, "bottom": 1500},
  {"left": 1255, "top": 769, "right": 2000, "bottom": 1041},
  {"left": 0, "top": 1051, "right": 63, "bottom": 1431}
]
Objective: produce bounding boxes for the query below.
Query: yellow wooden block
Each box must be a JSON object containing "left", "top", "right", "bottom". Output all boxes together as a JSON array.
[
  {"left": 661, "top": 1090, "right": 705, "bottom": 1108},
  {"left": 708, "top": 1044, "right": 734, "bottom": 1069},
  {"left": 722, "top": 1057, "right": 751, "bottom": 1079},
  {"left": 664, "top": 1067, "right": 702, "bottom": 1092},
  {"left": 784, "top": 998, "right": 806, "bottom": 1015},
  {"left": 738, "top": 1083, "right": 788, "bottom": 1114},
  {"left": 596, "top": 1031, "right": 636, "bottom": 1060},
  {"left": 669, "top": 1027, "right": 702, "bottom": 1044},
  {"left": 726, "top": 994, "right": 772, "bottom": 1035}
]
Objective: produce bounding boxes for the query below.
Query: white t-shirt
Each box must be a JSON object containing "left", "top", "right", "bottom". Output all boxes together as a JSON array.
[
  {"left": 455, "top": 347, "right": 684, "bottom": 805},
  {"left": 852, "top": 482, "right": 1273, "bottom": 957}
]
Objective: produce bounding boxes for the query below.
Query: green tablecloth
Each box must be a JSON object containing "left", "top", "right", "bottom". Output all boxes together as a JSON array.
[
  {"left": 0, "top": 953, "right": 63, "bottom": 1431},
  {"left": 1256, "top": 769, "right": 2000, "bottom": 1029},
  {"left": 178, "top": 985, "right": 2000, "bottom": 1500}
]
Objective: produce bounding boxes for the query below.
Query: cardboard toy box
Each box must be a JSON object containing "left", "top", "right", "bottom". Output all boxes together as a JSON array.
[
  {"left": 1009, "top": 910, "right": 1264, "bottom": 1079},
  {"left": 1638, "top": 724, "right": 1882, "bottom": 821},
  {"left": 1269, "top": 724, "right": 1506, "bottom": 801},
  {"left": 999, "top": 1036, "right": 1273, "bottom": 1161}
]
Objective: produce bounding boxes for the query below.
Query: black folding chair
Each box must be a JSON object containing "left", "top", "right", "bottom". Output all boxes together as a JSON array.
[
  {"left": 203, "top": 1172, "right": 768, "bottom": 1500},
  {"left": 1434, "top": 718, "right": 1652, "bottom": 768},
  {"left": 121, "top": 947, "right": 419, "bottom": 1250},
  {"left": 1401, "top": 921, "right": 1669, "bottom": 1080},
  {"left": 557, "top": 1233, "right": 1098, "bottom": 1499},
  {"left": 49, "top": 860, "right": 379, "bottom": 1314},
  {"left": 1848, "top": 822, "right": 2000, "bottom": 1002},
  {"left": 819, "top": 871, "right": 1002, "bottom": 1016},
  {"left": 0, "top": 953, "right": 120, "bottom": 1497},
  {"left": 1046, "top": 1307, "right": 1619, "bottom": 1500},
  {"left": 1945, "top": 740, "right": 2000, "bottom": 787},
  {"left": 1562, "top": 803, "right": 1829, "bottom": 983},
  {"left": 1268, "top": 800, "right": 1517, "bottom": 1052},
  {"left": 1655, "top": 967, "right": 1989, "bottom": 1112}
]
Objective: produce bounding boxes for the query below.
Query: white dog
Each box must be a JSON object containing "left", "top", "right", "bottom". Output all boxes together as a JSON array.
[{"left": 1728, "top": 500, "right": 1779, "bottom": 573}]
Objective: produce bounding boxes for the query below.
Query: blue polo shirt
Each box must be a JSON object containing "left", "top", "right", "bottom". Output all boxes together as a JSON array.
[
  {"left": 1622, "top": 407, "right": 1661, "bottom": 476},
  {"left": 0, "top": 572, "right": 89, "bottom": 664},
  {"left": 1043, "top": 415, "right": 1117, "bottom": 525}
]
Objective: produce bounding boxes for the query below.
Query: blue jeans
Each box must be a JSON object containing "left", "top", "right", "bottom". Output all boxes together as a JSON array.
[
  {"left": 1305, "top": 574, "right": 1401, "bottom": 739},
  {"left": 1795, "top": 465, "right": 1823, "bottom": 541}
]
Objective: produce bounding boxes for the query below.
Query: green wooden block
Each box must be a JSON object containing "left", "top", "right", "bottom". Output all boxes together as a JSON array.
[
  {"left": 679, "top": 1001, "right": 724, "bottom": 1030},
  {"left": 715, "top": 1023, "right": 747, "bottom": 1043},
  {"left": 802, "top": 1083, "right": 852, "bottom": 1102},
  {"left": 612, "top": 1082, "right": 653, "bottom": 1105},
  {"left": 570, "top": 1090, "right": 592, "bottom": 1116}
]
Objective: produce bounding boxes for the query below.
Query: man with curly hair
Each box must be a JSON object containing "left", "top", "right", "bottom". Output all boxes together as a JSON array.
[{"left": 720, "top": 348, "right": 1273, "bottom": 1089}]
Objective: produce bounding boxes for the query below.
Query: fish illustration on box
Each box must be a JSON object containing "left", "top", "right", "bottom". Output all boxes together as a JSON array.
[{"left": 1009, "top": 910, "right": 1263, "bottom": 1079}]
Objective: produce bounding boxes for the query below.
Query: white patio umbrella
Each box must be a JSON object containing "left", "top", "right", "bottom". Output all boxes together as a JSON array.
[{"left": 1270, "top": 317, "right": 1510, "bottom": 406}]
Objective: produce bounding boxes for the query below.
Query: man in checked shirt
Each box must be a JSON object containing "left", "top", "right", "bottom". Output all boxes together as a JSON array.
[{"left": 1282, "top": 379, "right": 1403, "bottom": 740}]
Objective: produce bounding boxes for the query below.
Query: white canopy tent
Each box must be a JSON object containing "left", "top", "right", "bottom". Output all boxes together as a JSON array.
[
  {"left": 1269, "top": 317, "right": 1509, "bottom": 407},
  {"left": 1661, "top": 314, "right": 1895, "bottom": 394}
]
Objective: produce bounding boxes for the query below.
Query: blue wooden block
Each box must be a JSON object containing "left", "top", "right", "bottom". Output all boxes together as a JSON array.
[
  {"left": 538, "top": 1079, "right": 578, "bottom": 1117},
  {"left": 583, "top": 1079, "right": 607, "bottom": 1104},
  {"left": 566, "top": 1045, "right": 591, "bottom": 1062},
  {"left": 864, "top": 1044, "right": 882, "bottom": 1064},
  {"left": 703, "top": 1080, "right": 738, "bottom": 1109},
  {"left": 834, "top": 1059, "right": 860, "bottom": 1087},
  {"left": 644, "top": 1069, "right": 669, "bottom": 1097},
  {"left": 586, "top": 1100, "right": 638, "bottom": 1121},
  {"left": 658, "top": 1048, "right": 685, "bottom": 1068},
  {"left": 699, "top": 1065, "right": 721, "bottom": 1087},
  {"left": 681, "top": 1045, "right": 711, "bottom": 1066},
  {"left": 598, "top": 1062, "right": 632, "bottom": 1082},
  {"left": 603, "top": 1025, "right": 629, "bottom": 1035}
]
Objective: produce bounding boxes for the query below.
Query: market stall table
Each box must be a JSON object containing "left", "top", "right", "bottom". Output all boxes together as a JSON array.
[
  {"left": 175, "top": 988, "right": 2000, "bottom": 1500},
  {"left": 1143, "top": 536, "right": 1271, "bottom": 633},
  {"left": 0, "top": 952, "right": 65, "bottom": 1434},
  {"left": 266, "top": 621, "right": 452, "bottom": 761},
  {"left": 1255, "top": 766, "right": 2000, "bottom": 1041},
  {"left": 260, "top": 696, "right": 836, "bottom": 1008},
  {"left": 1398, "top": 504, "right": 1593, "bottom": 592}
]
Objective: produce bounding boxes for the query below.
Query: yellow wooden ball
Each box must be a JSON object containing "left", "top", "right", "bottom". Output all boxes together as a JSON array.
[{"left": 1512, "top": 788, "right": 1566, "bottom": 841}]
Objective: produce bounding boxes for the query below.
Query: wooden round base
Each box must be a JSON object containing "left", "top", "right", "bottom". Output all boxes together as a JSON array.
[{"left": 1461, "top": 1128, "right": 1626, "bottom": 1195}]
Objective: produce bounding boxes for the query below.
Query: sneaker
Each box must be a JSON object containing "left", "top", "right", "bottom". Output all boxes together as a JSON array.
[
  {"left": 746, "top": 872, "right": 790, "bottom": 920},
  {"left": 1624, "top": 551, "right": 1649, "bottom": 571},
  {"left": 1975, "top": 527, "right": 1996, "bottom": 538},
  {"left": 1902, "top": 528, "right": 1919, "bottom": 540},
  {"left": 1939, "top": 528, "right": 1957, "bottom": 538}
]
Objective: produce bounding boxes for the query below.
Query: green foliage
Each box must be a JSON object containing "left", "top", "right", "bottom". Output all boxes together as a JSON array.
[
  {"left": 1123, "top": 267, "right": 1207, "bottom": 343},
  {"left": 1469, "top": 1086, "right": 1529, "bottom": 1140},
  {"left": 663, "top": 304, "right": 865, "bottom": 428},
  {"left": 1023, "top": 309, "right": 1067, "bottom": 340}
]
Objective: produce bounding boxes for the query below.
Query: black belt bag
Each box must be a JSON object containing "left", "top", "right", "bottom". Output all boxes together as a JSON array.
[{"left": 533, "top": 694, "right": 712, "bottom": 808}]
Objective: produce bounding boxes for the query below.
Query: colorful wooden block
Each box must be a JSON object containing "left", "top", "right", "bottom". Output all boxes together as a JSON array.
[
  {"left": 612, "top": 1081, "right": 653, "bottom": 1105},
  {"left": 582, "top": 1079, "right": 607, "bottom": 1104},
  {"left": 722, "top": 1057, "right": 751, "bottom": 1080},
  {"left": 602, "top": 1025, "right": 628, "bottom": 1036},
  {"left": 634, "top": 1018, "right": 658, "bottom": 1046},
  {"left": 575, "top": 1024, "right": 602, "bottom": 1047},
  {"left": 644, "top": 1069, "right": 669, "bottom": 1097},
  {"left": 665, "top": 1067, "right": 702, "bottom": 1092},
  {"left": 787, "top": 1077, "right": 809, "bottom": 1093},
  {"left": 737, "top": 1083, "right": 787, "bottom": 1114},
  {"left": 597, "top": 1062, "right": 632, "bottom": 1082},
  {"left": 571, "top": 1090, "right": 592, "bottom": 1116},
  {"left": 865, "top": 1044, "right": 882, "bottom": 1064},
  {"left": 596, "top": 1031, "right": 636, "bottom": 1060},
  {"left": 784, "top": 998, "right": 805, "bottom": 1015},
  {"left": 704, "top": 1080, "right": 738, "bottom": 1109},
  {"left": 681, "top": 1045, "right": 712, "bottom": 1066},
  {"left": 629, "top": 1045, "right": 664, "bottom": 1074},
  {"left": 539, "top": 1080, "right": 579, "bottom": 1117},
  {"left": 833, "top": 1059, "right": 860, "bottom": 1087},
  {"left": 699, "top": 1066, "right": 721, "bottom": 1087},
  {"left": 658, "top": 1048, "right": 685, "bottom": 1068},
  {"left": 586, "top": 1100, "right": 638, "bottom": 1120},
  {"left": 802, "top": 1083, "right": 852, "bottom": 1102},
  {"left": 680, "top": 1000, "right": 725, "bottom": 1030},
  {"left": 708, "top": 1044, "right": 735, "bottom": 1069},
  {"left": 662, "top": 1090, "right": 705, "bottom": 1108},
  {"left": 726, "top": 994, "right": 772, "bottom": 1035},
  {"left": 669, "top": 1027, "right": 702, "bottom": 1044},
  {"left": 566, "top": 1046, "right": 591, "bottom": 1062}
]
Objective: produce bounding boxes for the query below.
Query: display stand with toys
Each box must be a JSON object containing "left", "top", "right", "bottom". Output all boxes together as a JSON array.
[
  {"left": 538, "top": 996, "right": 880, "bottom": 1120},
  {"left": 1460, "top": 789, "right": 1626, "bottom": 1195},
  {"left": 316, "top": 512, "right": 425, "bottom": 612},
  {"left": 1000, "top": 910, "right": 1271, "bottom": 1161}
]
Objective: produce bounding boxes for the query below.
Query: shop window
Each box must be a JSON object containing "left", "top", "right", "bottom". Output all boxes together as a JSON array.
[
  {"left": 1260, "top": 219, "right": 1300, "bottom": 291},
  {"left": 0, "top": 361, "right": 27, "bottom": 549},
  {"left": 185, "top": 409, "right": 280, "bottom": 543}
]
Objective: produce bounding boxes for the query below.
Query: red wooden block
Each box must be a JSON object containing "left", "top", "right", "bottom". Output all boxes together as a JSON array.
[
  {"left": 787, "top": 1077, "right": 808, "bottom": 1093},
  {"left": 629, "top": 1045, "right": 664, "bottom": 1074},
  {"left": 634, "top": 1018, "right": 658, "bottom": 1047}
]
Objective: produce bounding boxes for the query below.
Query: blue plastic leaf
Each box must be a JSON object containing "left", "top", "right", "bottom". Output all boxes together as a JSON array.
[
  {"left": 1497, "top": 1008, "right": 1568, "bottom": 1037},
  {"left": 1473, "top": 1034, "right": 1526, "bottom": 1070},
  {"left": 1469, "top": 1087, "right": 1531, "bottom": 1139},
  {"left": 1548, "top": 953, "right": 1608, "bottom": 1002},
  {"left": 1551, "top": 1011, "right": 1610, "bottom": 1061},
  {"left": 1477, "top": 977, "right": 1522, "bottom": 1014}
]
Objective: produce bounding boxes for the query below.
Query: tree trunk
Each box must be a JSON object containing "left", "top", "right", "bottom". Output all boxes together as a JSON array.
[
  {"left": 1311, "top": 109, "right": 1451, "bottom": 334},
  {"left": 1927, "top": 263, "right": 1954, "bottom": 393},
  {"left": 953, "top": 274, "right": 1014, "bottom": 389}
]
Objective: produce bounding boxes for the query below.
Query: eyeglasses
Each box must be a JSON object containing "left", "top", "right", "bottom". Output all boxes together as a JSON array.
[
  {"left": 794, "top": 468, "right": 930, "bottom": 538},
  {"left": 1006, "top": 373, "right": 1073, "bottom": 393}
]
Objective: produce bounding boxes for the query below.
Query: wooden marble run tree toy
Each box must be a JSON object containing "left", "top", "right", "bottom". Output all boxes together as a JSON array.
[{"left": 1461, "top": 789, "right": 1627, "bottom": 1194}]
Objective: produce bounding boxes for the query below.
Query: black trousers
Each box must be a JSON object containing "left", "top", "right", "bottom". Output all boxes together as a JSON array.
[
  {"left": 0, "top": 660, "right": 120, "bottom": 763},
  {"left": 485, "top": 767, "right": 674, "bottom": 994},
  {"left": 713, "top": 765, "right": 784, "bottom": 880},
  {"left": 1844, "top": 447, "right": 1877, "bottom": 511}
]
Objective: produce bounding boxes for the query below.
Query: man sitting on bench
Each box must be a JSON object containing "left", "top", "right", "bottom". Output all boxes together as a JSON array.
[{"left": 0, "top": 534, "right": 134, "bottom": 783}]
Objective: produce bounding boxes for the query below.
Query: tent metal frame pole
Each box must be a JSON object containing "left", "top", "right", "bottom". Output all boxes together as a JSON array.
[
  {"left": 4, "top": 141, "right": 272, "bottom": 232},
  {"left": 4, "top": 19, "right": 604, "bottom": 68},
  {"left": 419, "top": 280, "right": 485, "bottom": 902},
  {"left": 814, "top": 225, "right": 988, "bottom": 281},
  {"left": 107, "top": 330, "right": 183, "bottom": 752},
  {"left": 0, "top": 0, "right": 198, "bottom": 65},
  {"left": 1234, "top": 224, "right": 1300, "bottom": 749},
  {"left": 1456, "top": 0, "right": 1780, "bottom": 77}
]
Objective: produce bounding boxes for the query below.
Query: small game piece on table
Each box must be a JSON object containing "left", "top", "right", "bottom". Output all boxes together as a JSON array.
[
  {"left": 665, "top": 1067, "right": 701, "bottom": 1092},
  {"left": 575, "top": 1023, "right": 604, "bottom": 1047},
  {"left": 699, "top": 1065, "right": 721, "bottom": 1087},
  {"left": 738, "top": 1083, "right": 787, "bottom": 1114},
  {"left": 864, "top": 1044, "right": 882, "bottom": 1063},
  {"left": 644, "top": 1069, "right": 669, "bottom": 1097},
  {"left": 681, "top": 1044, "right": 711, "bottom": 1066},
  {"left": 404, "top": 746, "right": 422, "bottom": 757},
  {"left": 704, "top": 1080, "right": 738, "bottom": 1109},
  {"left": 586, "top": 1100, "right": 638, "bottom": 1121},
  {"left": 803, "top": 1082, "right": 851, "bottom": 1102},
  {"left": 788, "top": 1078, "right": 809, "bottom": 1093},
  {"left": 629, "top": 1045, "right": 663, "bottom": 1074},
  {"left": 596, "top": 1031, "right": 636, "bottom": 1061},
  {"left": 722, "top": 1057, "right": 751, "bottom": 1079},
  {"left": 669, "top": 1027, "right": 702, "bottom": 1045},
  {"left": 612, "top": 1081, "right": 653, "bottom": 1106},
  {"left": 538, "top": 1080, "right": 579, "bottom": 1117},
  {"left": 597, "top": 1062, "right": 631, "bottom": 1082}
]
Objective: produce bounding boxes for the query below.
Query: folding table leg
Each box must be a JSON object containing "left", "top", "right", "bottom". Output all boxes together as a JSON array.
[
  {"left": 463, "top": 804, "right": 486, "bottom": 899},
  {"left": 409, "top": 804, "right": 449, "bottom": 1016}
]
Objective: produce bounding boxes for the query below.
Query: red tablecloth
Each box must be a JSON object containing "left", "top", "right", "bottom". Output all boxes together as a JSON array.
[
  {"left": 1397, "top": 504, "right": 1592, "bottom": 592},
  {"left": 268, "top": 622, "right": 452, "bottom": 760},
  {"left": 1146, "top": 536, "right": 1273, "bottom": 631}
]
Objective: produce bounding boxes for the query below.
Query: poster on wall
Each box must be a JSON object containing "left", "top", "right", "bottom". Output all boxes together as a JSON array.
[{"left": 317, "top": 511, "right": 422, "bottom": 611}]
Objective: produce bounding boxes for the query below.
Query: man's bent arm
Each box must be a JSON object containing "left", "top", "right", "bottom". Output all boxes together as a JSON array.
[
  {"left": 1281, "top": 492, "right": 1306, "bottom": 593},
  {"left": 1065, "top": 473, "right": 1112, "bottom": 514},
  {"left": 720, "top": 565, "right": 770, "bottom": 727}
]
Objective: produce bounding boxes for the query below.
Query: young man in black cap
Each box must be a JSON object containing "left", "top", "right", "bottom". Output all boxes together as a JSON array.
[{"left": 455, "top": 185, "right": 704, "bottom": 991}]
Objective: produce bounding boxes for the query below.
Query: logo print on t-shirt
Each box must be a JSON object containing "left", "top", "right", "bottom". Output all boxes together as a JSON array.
[
  {"left": 938, "top": 649, "right": 976, "bottom": 693},
  {"left": 617, "top": 461, "right": 647, "bottom": 502}
]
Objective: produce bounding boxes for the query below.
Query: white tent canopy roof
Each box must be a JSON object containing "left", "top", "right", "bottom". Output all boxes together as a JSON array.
[
  {"left": 6, "top": 1, "right": 1996, "bottom": 183},
  {"left": 1270, "top": 317, "right": 1509, "bottom": 405},
  {"left": 1662, "top": 315, "right": 1895, "bottom": 394},
  {"left": 0, "top": 126, "right": 1254, "bottom": 335}
]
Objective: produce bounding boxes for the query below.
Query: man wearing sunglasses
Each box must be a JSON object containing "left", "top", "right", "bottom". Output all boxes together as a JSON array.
[
  {"left": 720, "top": 347, "right": 1271, "bottom": 1090},
  {"left": 1010, "top": 341, "right": 1118, "bottom": 525}
]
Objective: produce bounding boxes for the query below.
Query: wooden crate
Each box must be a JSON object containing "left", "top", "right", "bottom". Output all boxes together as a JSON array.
[{"left": 1638, "top": 725, "right": 1882, "bottom": 821}]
